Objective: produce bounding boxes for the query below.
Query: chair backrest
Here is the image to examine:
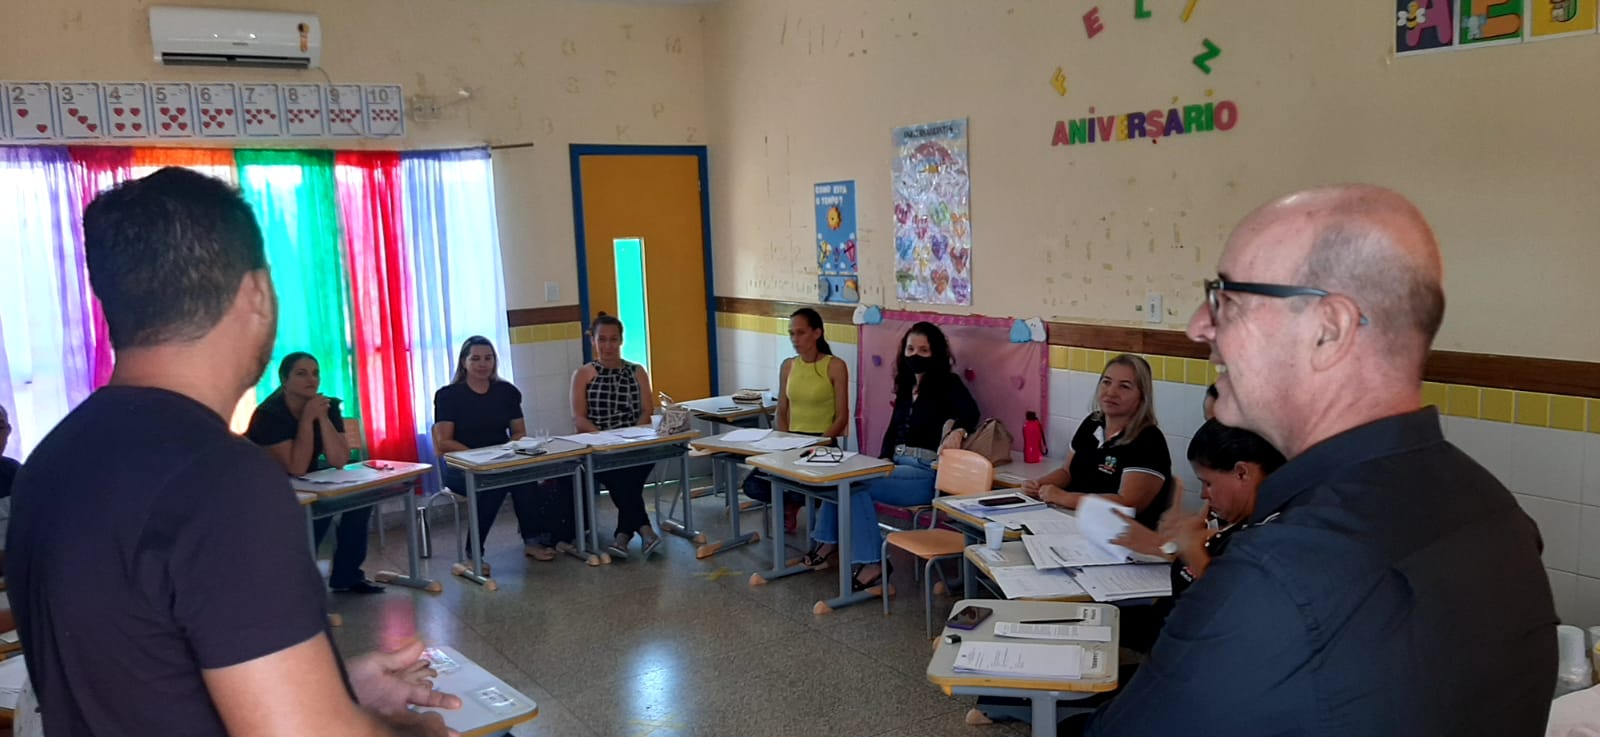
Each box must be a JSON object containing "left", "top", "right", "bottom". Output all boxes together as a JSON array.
[
  {"left": 344, "top": 415, "right": 366, "bottom": 461},
  {"left": 934, "top": 448, "right": 994, "bottom": 497}
]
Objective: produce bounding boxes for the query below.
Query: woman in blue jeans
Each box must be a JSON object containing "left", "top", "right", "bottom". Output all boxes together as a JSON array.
[{"left": 805, "top": 321, "right": 979, "bottom": 591}]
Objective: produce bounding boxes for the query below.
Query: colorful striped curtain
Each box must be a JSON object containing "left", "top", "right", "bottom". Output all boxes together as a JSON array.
[{"left": 335, "top": 152, "right": 418, "bottom": 462}]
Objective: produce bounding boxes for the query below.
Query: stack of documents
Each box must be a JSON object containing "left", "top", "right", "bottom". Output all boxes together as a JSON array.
[
  {"left": 750, "top": 435, "right": 821, "bottom": 451},
  {"left": 1071, "top": 564, "right": 1172, "bottom": 602},
  {"left": 0, "top": 656, "right": 26, "bottom": 709},
  {"left": 993, "top": 621, "right": 1113, "bottom": 643},
  {"left": 452, "top": 447, "right": 519, "bottom": 465},
  {"left": 718, "top": 428, "right": 771, "bottom": 444},
  {"left": 986, "top": 566, "right": 1087, "bottom": 599},
  {"left": 953, "top": 642, "right": 1083, "bottom": 680},
  {"left": 944, "top": 493, "right": 1047, "bottom": 519}
]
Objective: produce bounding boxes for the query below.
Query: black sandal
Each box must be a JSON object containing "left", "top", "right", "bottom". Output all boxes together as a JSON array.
[
  {"left": 851, "top": 560, "right": 894, "bottom": 592},
  {"left": 802, "top": 543, "right": 836, "bottom": 569}
]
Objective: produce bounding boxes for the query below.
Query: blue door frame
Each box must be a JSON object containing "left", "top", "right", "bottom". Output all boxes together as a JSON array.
[{"left": 568, "top": 144, "right": 719, "bottom": 392}]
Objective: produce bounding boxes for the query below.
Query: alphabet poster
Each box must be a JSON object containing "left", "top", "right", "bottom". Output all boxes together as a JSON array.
[
  {"left": 1527, "top": 0, "right": 1597, "bottom": 39},
  {"left": 815, "top": 180, "right": 859, "bottom": 304},
  {"left": 892, "top": 118, "right": 972, "bottom": 306},
  {"left": 1396, "top": 0, "right": 1457, "bottom": 53}
]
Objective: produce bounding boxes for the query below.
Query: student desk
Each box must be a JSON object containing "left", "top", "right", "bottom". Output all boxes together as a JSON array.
[
  {"left": 927, "top": 599, "right": 1121, "bottom": 737},
  {"left": 444, "top": 440, "right": 595, "bottom": 588},
  {"left": 964, "top": 542, "right": 1091, "bottom": 602},
  {"left": 992, "top": 451, "right": 1070, "bottom": 489},
  {"left": 687, "top": 431, "right": 824, "bottom": 559},
  {"left": 585, "top": 431, "right": 700, "bottom": 549},
  {"left": 745, "top": 448, "right": 895, "bottom": 615},
  {"left": 293, "top": 462, "right": 439, "bottom": 593},
  {"left": 934, "top": 497, "right": 1077, "bottom": 597},
  {"left": 419, "top": 645, "right": 539, "bottom": 737},
  {"left": 678, "top": 395, "right": 776, "bottom": 430}
]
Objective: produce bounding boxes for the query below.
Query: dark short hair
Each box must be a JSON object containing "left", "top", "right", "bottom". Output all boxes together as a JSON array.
[
  {"left": 1206, "top": 384, "right": 1219, "bottom": 400},
  {"left": 1187, "top": 419, "right": 1286, "bottom": 474},
  {"left": 82, "top": 167, "right": 266, "bottom": 349},
  {"left": 592, "top": 312, "right": 623, "bottom": 336}
]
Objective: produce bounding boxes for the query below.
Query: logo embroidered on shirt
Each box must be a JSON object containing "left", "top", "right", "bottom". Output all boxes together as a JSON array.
[{"left": 1098, "top": 456, "right": 1118, "bottom": 474}]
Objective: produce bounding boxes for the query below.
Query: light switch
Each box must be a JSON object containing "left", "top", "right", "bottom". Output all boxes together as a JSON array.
[
  {"left": 545, "top": 281, "right": 560, "bottom": 303},
  {"left": 1145, "top": 292, "right": 1163, "bottom": 324}
]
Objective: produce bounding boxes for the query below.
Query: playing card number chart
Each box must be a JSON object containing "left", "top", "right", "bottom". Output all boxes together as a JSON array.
[{"left": 1, "top": 82, "right": 405, "bottom": 142}]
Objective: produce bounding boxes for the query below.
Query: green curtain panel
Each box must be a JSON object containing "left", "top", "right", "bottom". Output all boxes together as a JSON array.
[{"left": 236, "top": 150, "right": 357, "bottom": 411}]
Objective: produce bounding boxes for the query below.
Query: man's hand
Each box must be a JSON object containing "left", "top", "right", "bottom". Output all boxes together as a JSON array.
[{"left": 347, "top": 639, "right": 463, "bottom": 717}]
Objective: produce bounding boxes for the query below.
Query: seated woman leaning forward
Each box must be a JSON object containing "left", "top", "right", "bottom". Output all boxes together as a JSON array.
[
  {"left": 806, "top": 321, "right": 978, "bottom": 591},
  {"left": 1022, "top": 354, "right": 1173, "bottom": 530}
]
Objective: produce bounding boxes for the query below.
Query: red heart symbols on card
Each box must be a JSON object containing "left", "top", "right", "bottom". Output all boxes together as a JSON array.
[
  {"left": 161, "top": 122, "right": 172, "bottom": 131},
  {"left": 178, "top": 122, "right": 187, "bottom": 130},
  {"left": 130, "top": 108, "right": 140, "bottom": 116},
  {"left": 67, "top": 108, "right": 79, "bottom": 117},
  {"left": 131, "top": 123, "right": 142, "bottom": 131},
  {"left": 16, "top": 109, "right": 26, "bottom": 118},
  {"left": 86, "top": 123, "right": 97, "bottom": 132},
  {"left": 159, "top": 107, "right": 170, "bottom": 116},
  {"left": 115, "top": 122, "right": 126, "bottom": 131},
  {"left": 175, "top": 107, "right": 186, "bottom": 115},
  {"left": 113, "top": 107, "right": 124, "bottom": 116},
  {"left": 77, "top": 115, "right": 88, "bottom": 124},
  {"left": 36, "top": 124, "right": 47, "bottom": 133},
  {"left": 202, "top": 120, "right": 211, "bottom": 129}
]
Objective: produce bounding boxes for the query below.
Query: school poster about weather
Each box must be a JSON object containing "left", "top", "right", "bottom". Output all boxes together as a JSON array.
[{"left": 815, "top": 180, "right": 860, "bottom": 304}]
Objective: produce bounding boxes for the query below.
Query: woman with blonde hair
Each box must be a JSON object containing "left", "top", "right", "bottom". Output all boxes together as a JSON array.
[{"left": 1022, "top": 354, "right": 1172, "bottom": 528}]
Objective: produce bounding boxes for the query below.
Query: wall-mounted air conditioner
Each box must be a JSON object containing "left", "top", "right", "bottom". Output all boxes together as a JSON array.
[{"left": 149, "top": 6, "right": 321, "bottom": 70}]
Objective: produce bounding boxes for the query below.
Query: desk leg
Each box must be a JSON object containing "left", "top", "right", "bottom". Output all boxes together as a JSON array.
[
  {"left": 451, "top": 472, "right": 496, "bottom": 590},
  {"left": 751, "top": 479, "right": 812, "bottom": 586},
  {"left": 376, "top": 481, "right": 442, "bottom": 593},
  {"left": 304, "top": 508, "right": 317, "bottom": 562},
  {"left": 697, "top": 456, "right": 760, "bottom": 559},
  {"left": 566, "top": 468, "right": 602, "bottom": 566},
  {"left": 1031, "top": 695, "right": 1060, "bottom": 737},
  {"left": 586, "top": 458, "right": 610, "bottom": 563},
  {"left": 815, "top": 479, "right": 885, "bottom": 615},
  {"left": 962, "top": 531, "right": 978, "bottom": 597},
  {"left": 660, "top": 454, "right": 704, "bottom": 543}
]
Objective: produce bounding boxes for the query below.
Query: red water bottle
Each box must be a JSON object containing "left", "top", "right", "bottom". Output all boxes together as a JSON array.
[{"left": 1023, "top": 411, "right": 1046, "bottom": 463}]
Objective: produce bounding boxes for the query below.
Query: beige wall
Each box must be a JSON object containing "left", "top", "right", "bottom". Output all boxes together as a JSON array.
[
  {"left": 704, "top": 0, "right": 1600, "bottom": 362},
  {"left": 0, "top": 0, "right": 709, "bottom": 311}
]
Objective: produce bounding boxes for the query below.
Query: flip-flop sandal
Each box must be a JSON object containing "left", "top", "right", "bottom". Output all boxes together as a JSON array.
[
  {"left": 524, "top": 544, "right": 557, "bottom": 561},
  {"left": 641, "top": 536, "right": 663, "bottom": 558},
  {"left": 606, "top": 542, "right": 630, "bottom": 560}
]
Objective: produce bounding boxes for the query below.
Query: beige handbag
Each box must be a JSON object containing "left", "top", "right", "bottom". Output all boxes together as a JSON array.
[
  {"left": 946, "top": 418, "right": 1014, "bottom": 466},
  {"left": 656, "top": 393, "right": 693, "bottom": 435}
]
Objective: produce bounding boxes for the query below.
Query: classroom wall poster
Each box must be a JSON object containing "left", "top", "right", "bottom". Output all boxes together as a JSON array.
[
  {"left": 1527, "top": 0, "right": 1598, "bottom": 39},
  {"left": 892, "top": 118, "right": 972, "bottom": 306},
  {"left": 815, "top": 180, "right": 860, "bottom": 304},
  {"left": 1459, "top": 0, "right": 1527, "bottom": 46},
  {"left": 1396, "top": 0, "right": 1457, "bottom": 54}
]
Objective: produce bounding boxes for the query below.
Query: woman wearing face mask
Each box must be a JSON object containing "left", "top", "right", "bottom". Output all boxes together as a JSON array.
[
  {"left": 434, "top": 336, "right": 569, "bottom": 573},
  {"left": 743, "top": 308, "right": 851, "bottom": 532},
  {"left": 1022, "top": 354, "right": 1173, "bottom": 530},
  {"left": 246, "top": 352, "right": 378, "bottom": 593},
  {"left": 571, "top": 313, "right": 660, "bottom": 560},
  {"left": 805, "top": 321, "right": 978, "bottom": 591}
]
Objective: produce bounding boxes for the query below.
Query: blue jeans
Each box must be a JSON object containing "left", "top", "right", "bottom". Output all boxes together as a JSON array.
[{"left": 811, "top": 457, "right": 936, "bottom": 565}]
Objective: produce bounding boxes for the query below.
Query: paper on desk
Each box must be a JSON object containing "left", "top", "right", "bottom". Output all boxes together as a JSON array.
[
  {"left": 750, "top": 435, "right": 820, "bottom": 451},
  {"left": 299, "top": 466, "right": 382, "bottom": 484},
  {"left": 994, "top": 621, "right": 1113, "bottom": 643},
  {"left": 0, "top": 631, "right": 16, "bottom": 644},
  {"left": 1004, "top": 510, "right": 1079, "bottom": 535},
  {"left": 1074, "top": 495, "right": 1150, "bottom": 559},
  {"left": 608, "top": 426, "right": 659, "bottom": 440},
  {"left": 953, "top": 642, "right": 1083, "bottom": 679},
  {"left": 0, "top": 655, "right": 25, "bottom": 709},
  {"left": 556, "top": 432, "right": 631, "bottom": 446},
  {"left": 718, "top": 428, "right": 772, "bottom": 444},
  {"left": 1070, "top": 563, "right": 1172, "bottom": 602},
  {"left": 987, "top": 566, "right": 1087, "bottom": 600},
  {"left": 946, "top": 493, "right": 1046, "bottom": 518},
  {"left": 453, "top": 447, "right": 518, "bottom": 464},
  {"left": 1022, "top": 534, "right": 1136, "bottom": 569},
  {"left": 797, "top": 450, "right": 858, "bottom": 466}
]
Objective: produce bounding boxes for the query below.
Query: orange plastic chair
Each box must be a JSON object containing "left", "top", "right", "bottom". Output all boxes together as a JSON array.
[{"left": 880, "top": 448, "right": 995, "bottom": 636}]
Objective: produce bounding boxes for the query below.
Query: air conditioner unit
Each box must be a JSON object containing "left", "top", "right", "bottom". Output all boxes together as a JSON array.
[{"left": 149, "top": 6, "right": 321, "bottom": 70}]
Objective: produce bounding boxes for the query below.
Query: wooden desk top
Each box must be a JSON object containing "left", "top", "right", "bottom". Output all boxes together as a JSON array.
[
  {"left": 584, "top": 430, "right": 699, "bottom": 455},
  {"left": 964, "top": 542, "right": 1091, "bottom": 602},
  {"left": 689, "top": 430, "right": 822, "bottom": 458},
  {"left": 992, "top": 451, "right": 1069, "bottom": 488},
  {"left": 290, "top": 462, "right": 433, "bottom": 502},
  {"left": 926, "top": 598, "right": 1120, "bottom": 694},
  {"left": 678, "top": 394, "right": 776, "bottom": 421},
  {"left": 933, "top": 495, "right": 1075, "bottom": 540},
  {"left": 445, "top": 439, "right": 591, "bottom": 472},
  {"left": 746, "top": 448, "right": 894, "bottom": 485}
]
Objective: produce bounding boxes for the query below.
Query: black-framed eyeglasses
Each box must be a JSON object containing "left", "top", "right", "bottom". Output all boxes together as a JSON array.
[
  {"left": 803, "top": 445, "right": 844, "bottom": 463},
  {"left": 1204, "top": 278, "right": 1368, "bottom": 326}
]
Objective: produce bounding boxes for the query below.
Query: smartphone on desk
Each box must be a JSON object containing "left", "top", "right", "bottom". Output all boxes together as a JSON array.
[
  {"left": 978, "top": 495, "right": 1030, "bottom": 508},
  {"left": 946, "top": 605, "right": 993, "bottom": 630}
]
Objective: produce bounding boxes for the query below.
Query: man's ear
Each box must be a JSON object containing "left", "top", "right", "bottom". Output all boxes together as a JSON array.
[{"left": 1309, "top": 295, "right": 1362, "bottom": 371}]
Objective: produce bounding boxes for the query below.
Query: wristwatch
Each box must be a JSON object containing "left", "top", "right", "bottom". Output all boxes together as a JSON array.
[{"left": 1159, "top": 540, "right": 1179, "bottom": 556}]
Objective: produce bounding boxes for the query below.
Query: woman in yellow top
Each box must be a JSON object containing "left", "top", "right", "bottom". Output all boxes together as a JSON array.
[{"left": 744, "top": 308, "right": 850, "bottom": 531}]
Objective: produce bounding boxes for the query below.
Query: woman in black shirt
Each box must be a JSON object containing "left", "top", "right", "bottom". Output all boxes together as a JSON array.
[
  {"left": 807, "top": 321, "right": 978, "bottom": 590},
  {"left": 245, "top": 352, "right": 377, "bottom": 593},
  {"left": 433, "top": 336, "right": 574, "bottom": 572},
  {"left": 1022, "top": 354, "right": 1172, "bottom": 529}
]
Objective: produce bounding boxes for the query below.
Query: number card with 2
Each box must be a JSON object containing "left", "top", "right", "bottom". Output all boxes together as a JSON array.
[
  {"left": 7, "top": 82, "right": 55, "bottom": 139},
  {"left": 240, "top": 83, "right": 283, "bottom": 137},
  {"left": 150, "top": 83, "right": 195, "bottom": 138},
  {"left": 362, "top": 84, "right": 405, "bottom": 137},
  {"left": 102, "top": 83, "right": 151, "bottom": 138},
  {"left": 195, "top": 83, "right": 240, "bottom": 137},
  {"left": 281, "top": 84, "right": 325, "bottom": 136},
  {"left": 326, "top": 84, "right": 363, "bottom": 136},
  {"left": 55, "top": 82, "right": 105, "bottom": 139}
]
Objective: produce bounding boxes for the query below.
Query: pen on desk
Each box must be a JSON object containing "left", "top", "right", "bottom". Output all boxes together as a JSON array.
[{"left": 1021, "top": 618, "right": 1086, "bottom": 625}]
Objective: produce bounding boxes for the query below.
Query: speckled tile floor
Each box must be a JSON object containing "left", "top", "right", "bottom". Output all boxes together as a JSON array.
[{"left": 326, "top": 484, "right": 1035, "bottom": 737}]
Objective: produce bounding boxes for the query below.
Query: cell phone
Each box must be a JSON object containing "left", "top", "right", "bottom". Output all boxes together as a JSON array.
[
  {"left": 947, "top": 605, "right": 993, "bottom": 630},
  {"left": 978, "top": 495, "right": 1030, "bottom": 507}
]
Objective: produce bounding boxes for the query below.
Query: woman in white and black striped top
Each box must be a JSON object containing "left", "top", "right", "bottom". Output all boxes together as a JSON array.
[{"left": 571, "top": 314, "right": 660, "bottom": 560}]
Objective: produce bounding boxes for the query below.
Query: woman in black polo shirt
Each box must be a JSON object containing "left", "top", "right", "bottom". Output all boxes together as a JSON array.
[
  {"left": 806, "top": 321, "right": 978, "bottom": 591},
  {"left": 246, "top": 352, "right": 379, "bottom": 593},
  {"left": 434, "top": 336, "right": 574, "bottom": 571},
  {"left": 1022, "top": 354, "right": 1172, "bottom": 528}
]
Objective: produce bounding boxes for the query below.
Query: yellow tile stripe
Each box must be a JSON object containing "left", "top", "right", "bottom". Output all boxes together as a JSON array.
[
  {"left": 715, "top": 317, "right": 1600, "bottom": 433},
  {"left": 509, "top": 322, "right": 582, "bottom": 344}
]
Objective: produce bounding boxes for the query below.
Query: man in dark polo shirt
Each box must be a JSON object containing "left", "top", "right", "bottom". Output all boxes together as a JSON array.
[
  {"left": 9, "top": 168, "right": 458, "bottom": 736},
  {"left": 1083, "top": 185, "right": 1556, "bottom": 736}
]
